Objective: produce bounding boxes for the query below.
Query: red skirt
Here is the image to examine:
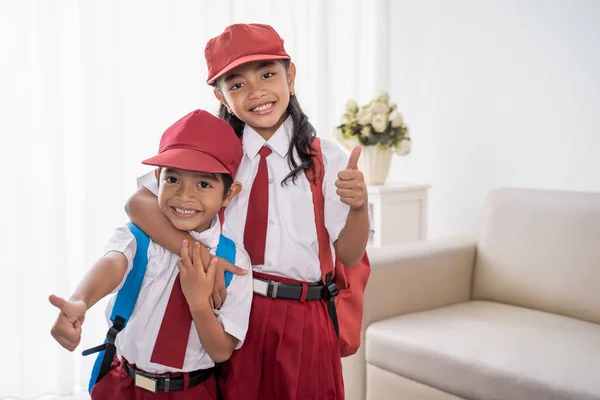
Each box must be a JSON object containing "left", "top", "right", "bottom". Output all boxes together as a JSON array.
[
  {"left": 220, "top": 272, "right": 344, "bottom": 400},
  {"left": 90, "top": 357, "right": 218, "bottom": 400}
]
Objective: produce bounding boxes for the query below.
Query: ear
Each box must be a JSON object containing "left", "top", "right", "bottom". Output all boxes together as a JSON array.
[
  {"left": 213, "top": 89, "right": 232, "bottom": 114},
  {"left": 287, "top": 62, "right": 297, "bottom": 92},
  {"left": 221, "top": 181, "right": 242, "bottom": 207}
]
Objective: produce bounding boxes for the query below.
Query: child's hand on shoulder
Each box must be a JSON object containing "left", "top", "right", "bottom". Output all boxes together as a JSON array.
[
  {"left": 49, "top": 295, "right": 87, "bottom": 351},
  {"left": 177, "top": 240, "right": 217, "bottom": 312},
  {"left": 335, "top": 146, "right": 367, "bottom": 210}
]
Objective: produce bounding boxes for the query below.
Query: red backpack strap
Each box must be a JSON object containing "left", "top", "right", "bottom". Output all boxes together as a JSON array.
[
  {"left": 305, "top": 137, "right": 335, "bottom": 279},
  {"left": 306, "top": 138, "right": 340, "bottom": 337}
]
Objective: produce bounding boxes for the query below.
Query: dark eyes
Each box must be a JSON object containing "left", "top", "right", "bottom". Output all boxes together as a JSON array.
[
  {"left": 164, "top": 177, "right": 211, "bottom": 189},
  {"left": 228, "top": 72, "right": 275, "bottom": 91}
]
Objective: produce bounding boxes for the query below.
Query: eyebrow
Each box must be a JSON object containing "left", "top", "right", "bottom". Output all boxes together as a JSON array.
[
  {"left": 162, "top": 169, "right": 218, "bottom": 181},
  {"left": 162, "top": 168, "right": 180, "bottom": 176},
  {"left": 195, "top": 172, "right": 219, "bottom": 181},
  {"left": 224, "top": 61, "right": 278, "bottom": 83}
]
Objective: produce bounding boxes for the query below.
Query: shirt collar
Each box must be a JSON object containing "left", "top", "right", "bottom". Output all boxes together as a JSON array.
[
  {"left": 242, "top": 116, "right": 293, "bottom": 160},
  {"left": 189, "top": 215, "right": 221, "bottom": 250}
]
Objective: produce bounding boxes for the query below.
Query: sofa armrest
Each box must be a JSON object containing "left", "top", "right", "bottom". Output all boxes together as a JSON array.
[{"left": 343, "top": 237, "right": 477, "bottom": 400}]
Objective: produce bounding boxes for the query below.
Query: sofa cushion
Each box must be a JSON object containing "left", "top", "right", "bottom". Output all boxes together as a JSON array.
[
  {"left": 366, "top": 301, "right": 600, "bottom": 400},
  {"left": 473, "top": 188, "right": 600, "bottom": 324}
]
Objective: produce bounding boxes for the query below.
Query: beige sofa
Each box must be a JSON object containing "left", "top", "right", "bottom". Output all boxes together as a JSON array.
[{"left": 343, "top": 188, "right": 600, "bottom": 400}]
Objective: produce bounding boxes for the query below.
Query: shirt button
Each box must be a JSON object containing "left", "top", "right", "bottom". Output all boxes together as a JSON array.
[
  {"left": 266, "top": 261, "right": 272, "bottom": 267},
  {"left": 269, "top": 219, "right": 275, "bottom": 226},
  {"left": 269, "top": 178, "right": 274, "bottom": 184}
]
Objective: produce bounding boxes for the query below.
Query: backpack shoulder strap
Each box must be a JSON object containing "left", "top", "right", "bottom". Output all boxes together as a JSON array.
[
  {"left": 86, "top": 221, "right": 150, "bottom": 393},
  {"left": 305, "top": 138, "right": 340, "bottom": 337},
  {"left": 305, "top": 138, "right": 335, "bottom": 279},
  {"left": 110, "top": 222, "right": 150, "bottom": 322},
  {"left": 216, "top": 234, "right": 236, "bottom": 287}
]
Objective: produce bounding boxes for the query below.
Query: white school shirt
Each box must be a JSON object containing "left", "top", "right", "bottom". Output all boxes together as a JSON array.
[
  {"left": 139, "top": 117, "right": 372, "bottom": 282},
  {"left": 103, "top": 216, "right": 253, "bottom": 374}
]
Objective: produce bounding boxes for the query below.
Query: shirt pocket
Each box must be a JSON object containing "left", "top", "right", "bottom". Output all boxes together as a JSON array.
[{"left": 281, "top": 186, "right": 318, "bottom": 246}]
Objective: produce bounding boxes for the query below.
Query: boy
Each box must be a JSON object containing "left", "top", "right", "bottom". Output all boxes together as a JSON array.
[{"left": 49, "top": 109, "right": 252, "bottom": 399}]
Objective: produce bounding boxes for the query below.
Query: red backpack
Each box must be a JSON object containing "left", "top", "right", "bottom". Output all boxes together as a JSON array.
[{"left": 305, "top": 138, "right": 371, "bottom": 357}]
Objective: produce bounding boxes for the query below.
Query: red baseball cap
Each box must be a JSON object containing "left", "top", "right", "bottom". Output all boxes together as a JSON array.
[
  {"left": 142, "top": 109, "right": 243, "bottom": 178},
  {"left": 205, "top": 23, "right": 290, "bottom": 85}
]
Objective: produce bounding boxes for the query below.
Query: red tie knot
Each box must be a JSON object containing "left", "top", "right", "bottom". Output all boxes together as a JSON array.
[{"left": 259, "top": 146, "right": 272, "bottom": 158}]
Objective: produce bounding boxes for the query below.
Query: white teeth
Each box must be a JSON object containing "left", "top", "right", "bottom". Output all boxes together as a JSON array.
[
  {"left": 174, "top": 207, "right": 197, "bottom": 215},
  {"left": 252, "top": 102, "right": 274, "bottom": 112}
]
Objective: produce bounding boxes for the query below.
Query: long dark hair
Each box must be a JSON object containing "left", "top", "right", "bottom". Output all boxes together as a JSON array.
[{"left": 214, "top": 60, "right": 316, "bottom": 185}]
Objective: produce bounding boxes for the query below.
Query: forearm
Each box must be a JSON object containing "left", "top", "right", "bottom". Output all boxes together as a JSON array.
[
  {"left": 125, "top": 187, "right": 195, "bottom": 256},
  {"left": 190, "top": 304, "right": 236, "bottom": 363},
  {"left": 334, "top": 203, "right": 370, "bottom": 266},
  {"left": 70, "top": 252, "right": 128, "bottom": 310}
]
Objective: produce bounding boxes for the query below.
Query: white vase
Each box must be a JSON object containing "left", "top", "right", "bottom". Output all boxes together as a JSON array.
[{"left": 358, "top": 146, "right": 393, "bottom": 185}]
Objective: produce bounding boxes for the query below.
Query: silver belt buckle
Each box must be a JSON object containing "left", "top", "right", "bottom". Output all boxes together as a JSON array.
[
  {"left": 135, "top": 373, "right": 157, "bottom": 393},
  {"left": 253, "top": 278, "right": 280, "bottom": 298},
  {"left": 253, "top": 278, "right": 269, "bottom": 297},
  {"left": 271, "top": 281, "right": 279, "bottom": 298}
]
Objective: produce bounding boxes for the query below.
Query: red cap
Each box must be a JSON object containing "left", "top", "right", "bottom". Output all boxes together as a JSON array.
[
  {"left": 142, "top": 110, "right": 242, "bottom": 178},
  {"left": 205, "top": 23, "right": 290, "bottom": 85}
]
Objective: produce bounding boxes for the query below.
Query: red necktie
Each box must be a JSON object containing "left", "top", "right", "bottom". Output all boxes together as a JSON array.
[
  {"left": 150, "top": 274, "right": 191, "bottom": 368},
  {"left": 244, "top": 146, "right": 272, "bottom": 265}
]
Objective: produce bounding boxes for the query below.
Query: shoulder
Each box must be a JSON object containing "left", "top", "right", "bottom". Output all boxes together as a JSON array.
[
  {"left": 104, "top": 224, "right": 138, "bottom": 261},
  {"left": 108, "top": 225, "right": 137, "bottom": 246},
  {"left": 318, "top": 138, "right": 348, "bottom": 170}
]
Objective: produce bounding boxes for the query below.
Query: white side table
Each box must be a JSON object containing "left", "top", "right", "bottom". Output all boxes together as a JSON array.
[{"left": 367, "top": 182, "right": 431, "bottom": 247}]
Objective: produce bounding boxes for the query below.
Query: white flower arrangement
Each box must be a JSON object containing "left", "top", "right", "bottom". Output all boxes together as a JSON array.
[{"left": 334, "top": 92, "right": 412, "bottom": 157}]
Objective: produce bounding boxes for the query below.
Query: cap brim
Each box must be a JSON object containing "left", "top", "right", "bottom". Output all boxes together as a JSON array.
[
  {"left": 142, "top": 148, "right": 230, "bottom": 175},
  {"left": 206, "top": 53, "right": 291, "bottom": 85}
]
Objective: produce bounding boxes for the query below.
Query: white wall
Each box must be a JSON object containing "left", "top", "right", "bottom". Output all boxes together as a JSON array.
[{"left": 385, "top": 0, "right": 600, "bottom": 238}]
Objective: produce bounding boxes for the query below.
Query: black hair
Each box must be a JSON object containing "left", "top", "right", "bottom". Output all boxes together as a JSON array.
[
  {"left": 157, "top": 167, "right": 233, "bottom": 198},
  {"left": 220, "top": 173, "right": 233, "bottom": 196},
  {"left": 214, "top": 59, "right": 316, "bottom": 185}
]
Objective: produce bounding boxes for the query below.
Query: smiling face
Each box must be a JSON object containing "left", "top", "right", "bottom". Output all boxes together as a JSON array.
[
  {"left": 215, "top": 60, "right": 296, "bottom": 140},
  {"left": 157, "top": 168, "right": 240, "bottom": 233}
]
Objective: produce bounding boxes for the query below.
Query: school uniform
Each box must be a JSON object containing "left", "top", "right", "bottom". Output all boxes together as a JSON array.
[
  {"left": 142, "top": 116, "right": 372, "bottom": 400},
  {"left": 90, "top": 216, "right": 253, "bottom": 400}
]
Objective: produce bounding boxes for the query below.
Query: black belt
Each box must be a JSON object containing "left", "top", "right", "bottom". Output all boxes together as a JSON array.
[
  {"left": 124, "top": 362, "right": 214, "bottom": 393},
  {"left": 253, "top": 277, "right": 325, "bottom": 300}
]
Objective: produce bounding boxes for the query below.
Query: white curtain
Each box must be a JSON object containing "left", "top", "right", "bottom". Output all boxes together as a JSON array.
[{"left": 0, "top": 0, "right": 390, "bottom": 398}]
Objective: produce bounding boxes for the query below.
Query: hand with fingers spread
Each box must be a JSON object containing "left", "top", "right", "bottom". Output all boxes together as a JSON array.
[
  {"left": 178, "top": 240, "right": 218, "bottom": 312},
  {"left": 49, "top": 295, "right": 87, "bottom": 351},
  {"left": 189, "top": 238, "right": 247, "bottom": 309},
  {"left": 336, "top": 146, "right": 367, "bottom": 209}
]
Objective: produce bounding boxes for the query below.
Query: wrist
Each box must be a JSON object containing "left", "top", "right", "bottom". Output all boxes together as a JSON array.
[
  {"left": 350, "top": 201, "right": 369, "bottom": 212},
  {"left": 189, "top": 297, "right": 213, "bottom": 315},
  {"left": 69, "top": 295, "right": 89, "bottom": 310}
]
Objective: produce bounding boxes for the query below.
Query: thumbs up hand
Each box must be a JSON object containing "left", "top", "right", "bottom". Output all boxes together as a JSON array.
[
  {"left": 49, "top": 294, "right": 87, "bottom": 351},
  {"left": 335, "top": 146, "right": 367, "bottom": 209}
]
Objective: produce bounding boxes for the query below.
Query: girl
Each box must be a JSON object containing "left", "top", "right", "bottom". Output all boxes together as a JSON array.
[{"left": 126, "top": 23, "right": 370, "bottom": 400}]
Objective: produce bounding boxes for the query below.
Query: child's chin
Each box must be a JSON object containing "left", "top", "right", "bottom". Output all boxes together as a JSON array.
[{"left": 170, "top": 218, "right": 199, "bottom": 232}]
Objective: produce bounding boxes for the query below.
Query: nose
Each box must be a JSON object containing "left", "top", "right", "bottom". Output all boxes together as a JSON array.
[
  {"left": 176, "top": 181, "right": 196, "bottom": 202},
  {"left": 247, "top": 80, "right": 267, "bottom": 100}
]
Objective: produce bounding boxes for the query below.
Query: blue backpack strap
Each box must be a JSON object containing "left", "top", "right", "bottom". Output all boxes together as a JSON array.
[
  {"left": 84, "top": 222, "right": 150, "bottom": 393},
  {"left": 110, "top": 222, "right": 150, "bottom": 322},
  {"left": 216, "top": 234, "right": 236, "bottom": 287}
]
